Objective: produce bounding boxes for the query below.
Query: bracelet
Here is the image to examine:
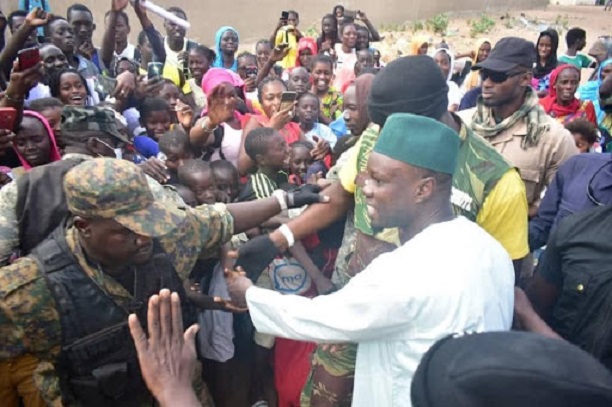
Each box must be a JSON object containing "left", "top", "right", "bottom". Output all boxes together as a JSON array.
[
  {"left": 3, "top": 92, "right": 24, "bottom": 104},
  {"left": 278, "top": 224, "right": 295, "bottom": 248},
  {"left": 272, "top": 189, "right": 288, "bottom": 211}
]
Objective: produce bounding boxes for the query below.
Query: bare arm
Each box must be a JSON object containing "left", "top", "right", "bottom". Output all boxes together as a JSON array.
[
  {"left": 100, "top": 8, "right": 119, "bottom": 70},
  {"left": 360, "top": 17, "right": 381, "bottom": 42},
  {"left": 226, "top": 196, "right": 285, "bottom": 233},
  {"left": 0, "top": 19, "right": 36, "bottom": 79},
  {"left": 238, "top": 117, "right": 260, "bottom": 175},
  {"left": 269, "top": 181, "right": 353, "bottom": 251}
]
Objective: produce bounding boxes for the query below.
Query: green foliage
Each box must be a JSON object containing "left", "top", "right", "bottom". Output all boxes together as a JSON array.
[
  {"left": 411, "top": 20, "right": 425, "bottom": 33},
  {"left": 470, "top": 14, "right": 496, "bottom": 37},
  {"left": 426, "top": 13, "right": 449, "bottom": 35}
]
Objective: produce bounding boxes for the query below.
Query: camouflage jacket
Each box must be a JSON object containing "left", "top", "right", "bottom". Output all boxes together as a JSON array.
[
  {"left": 0, "top": 154, "right": 184, "bottom": 265},
  {"left": 0, "top": 156, "right": 233, "bottom": 405}
]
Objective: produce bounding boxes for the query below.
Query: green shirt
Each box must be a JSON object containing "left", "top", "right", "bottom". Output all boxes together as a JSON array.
[{"left": 559, "top": 53, "right": 596, "bottom": 69}]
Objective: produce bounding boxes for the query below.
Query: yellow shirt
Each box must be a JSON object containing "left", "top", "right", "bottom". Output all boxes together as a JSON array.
[{"left": 339, "top": 133, "right": 529, "bottom": 260}]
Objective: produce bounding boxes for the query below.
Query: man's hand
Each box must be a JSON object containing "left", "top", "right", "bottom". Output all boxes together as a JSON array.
[
  {"left": 230, "top": 235, "right": 279, "bottom": 281},
  {"left": 114, "top": 70, "right": 136, "bottom": 98},
  {"left": 25, "top": 7, "right": 51, "bottom": 28},
  {"left": 176, "top": 100, "right": 194, "bottom": 129},
  {"left": 271, "top": 44, "right": 290, "bottom": 63},
  {"left": 223, "top": 268, "right": 253, "bottom": 309},
  {"left": 310, "top": 136, "right": 330, "bottom": 161},
  {"left": 128, "top": 289, "right": 199, "bottom": 406},
  {"left": 78, "top": 41, "right": 96, "bottom": 60},
  {"left": 112, "top": 0, "right": 129, "bottom": 12},
  {"left": 286, "top": 183, "right": 330, "bottom": 208},
  {"left": 0, "top": 130, "right": 14, "bottom": 156},
  {"left": 212, "top": 296, "right": 248, "bottom": 313},
  {"left": 140, "top": 157, "right": 170, "bottom": 184}
]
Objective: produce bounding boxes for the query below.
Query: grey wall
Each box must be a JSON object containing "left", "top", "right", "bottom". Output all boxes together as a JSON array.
[{"left": 1, "top": 0, "right": 546, "bottom": 47}]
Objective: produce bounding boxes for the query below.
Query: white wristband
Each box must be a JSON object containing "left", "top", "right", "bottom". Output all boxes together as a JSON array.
[
  {"left": 278, "top": 224, "right": 295, "bottom": 248},
  {"left": 273, "top": 189, "right": 288, "bottom": 211}
]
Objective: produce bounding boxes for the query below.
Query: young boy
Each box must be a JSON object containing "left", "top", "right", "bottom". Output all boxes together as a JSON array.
[
  {"left": 177, "top": 159, "right": 218, "bottom": 205},
  {"left": 296, "top": 92, "right": 337, "bottom": 148},
  {"left": 559, "top": 28, "right": 597, "bottom": 70},
  {"left": 565, "top": 118, "right": 600, "bottom": 153},
  {"left": 211, "top": 160, "right": 241, "bottom": 203},
  {"left": 288, "top": 141, "right": 314, "bottom": 184},
  {"left": 158, "top": 129, "right": 194, "bottom": 183}
]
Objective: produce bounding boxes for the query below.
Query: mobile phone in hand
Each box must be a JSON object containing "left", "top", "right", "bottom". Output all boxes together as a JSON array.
[
  {"left": 280, "top": 91, "right": 298, "bottom": 112},
  {"left": 147, "top": 62, "right": 164, "bottom": 80},
  {"left": 0, "top": 108, "right": 18, "bottom": 131},
  {"left": 17, "top": 47, "right": 40, "bottom": 71}
]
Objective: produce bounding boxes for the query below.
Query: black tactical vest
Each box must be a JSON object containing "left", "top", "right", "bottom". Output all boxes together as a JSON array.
[{"left": 31, "top": 226, "right": 195, "bottom": 406}]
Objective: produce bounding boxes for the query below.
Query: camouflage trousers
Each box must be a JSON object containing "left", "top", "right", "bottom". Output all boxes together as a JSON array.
[{"left": 299, "top": 343, "right": 357, "bottom": 407}]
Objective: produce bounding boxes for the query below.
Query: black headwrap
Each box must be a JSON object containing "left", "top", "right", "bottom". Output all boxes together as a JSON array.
[
  {"left": 367, "top": 56, "right": 449, "bottom": 126},
  {"left": 534, "top": 28, "right": 559, "bottom": 79}
]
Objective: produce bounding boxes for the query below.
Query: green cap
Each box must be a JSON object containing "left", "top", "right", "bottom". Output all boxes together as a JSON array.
[
  {"left": 62, "top": 106, "right": 131, "bottom": 144},
  {"left": 373, "top": 113, "right": 460, "bottom": 175},
  {"left": 64, "top": 158, "right": 185, "bottom": 237}
]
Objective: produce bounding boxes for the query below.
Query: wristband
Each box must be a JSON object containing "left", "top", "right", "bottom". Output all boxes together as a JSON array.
[
  {"left": 272, "top": 189, "right": 288, "bottom": 211},
  {"left": 278, "top": 224, "right": 295, "bottom": 248}
]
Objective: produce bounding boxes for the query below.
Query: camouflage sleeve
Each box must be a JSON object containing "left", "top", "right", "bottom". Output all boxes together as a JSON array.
[
  {"left": 0, "top": 181, "right": 19, "bottom": 266},
  {"left": 0, "top": 258, "right": 62, "bottom": 359},
  {"left": 190, "top": 203, "right": 234, "bottom": 252},
  {"left": 34, "top": 355, "right": 63, "bottom": 407},
  {"left": 145, "top": 176, "right": 187, "bottom": 207}
]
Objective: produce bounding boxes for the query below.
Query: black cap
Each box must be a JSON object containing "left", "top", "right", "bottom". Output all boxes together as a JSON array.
[
  {"left": 472, "top": 37, "right": 536, "bottom": 72},
  {"left": 411, "top": 332, "right": 612, "bottom": 407}
]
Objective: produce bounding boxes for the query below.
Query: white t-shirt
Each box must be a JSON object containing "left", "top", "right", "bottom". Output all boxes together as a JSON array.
[
  {"left": 333, "top": 43, "right": 357, "bottom": 90},
  {"left": 447, "top": 81, "right": 463, "bottom": 109},
  {"left": 247, "top": 216, "right": 515, "bottom": 407},
  {"left": 304, "top": 123, "right": 337, "bottom": 148},
  {"left": 115, "top": 43, "right": 138, "bottom": 60}
]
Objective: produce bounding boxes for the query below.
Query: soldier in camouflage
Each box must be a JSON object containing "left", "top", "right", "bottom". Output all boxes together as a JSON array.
[
  {"left": 0, "top": 116, "right": 326, "bottom": 405},
  {"left": 234, "top": 56, "right": 531, "bottom": 406}
]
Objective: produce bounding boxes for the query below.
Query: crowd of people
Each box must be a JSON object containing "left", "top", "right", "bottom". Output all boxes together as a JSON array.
[{"left": 0, "top": 1, "right": 612, "bottom": 406}]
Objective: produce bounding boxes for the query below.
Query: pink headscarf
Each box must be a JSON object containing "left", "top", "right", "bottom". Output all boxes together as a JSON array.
[
  {"left": 200, "top": 68, "right": 246, "bottom": 122},
  {"left": 14, "top": 110, "right": 62, "bottom": 171},
  {"left": 295, "top": 37, "right": 318, "bottom": 67}
]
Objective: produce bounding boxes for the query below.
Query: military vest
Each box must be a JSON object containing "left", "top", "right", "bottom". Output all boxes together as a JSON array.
[{"left": 31, "top": 226, "right": 194, "bottom": 407}]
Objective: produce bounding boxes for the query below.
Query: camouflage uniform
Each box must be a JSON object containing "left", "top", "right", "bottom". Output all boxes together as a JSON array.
[
  {"left": 0, "top": 158, "right": 233, "bottom": 405},
  {"left": 0, "top": 107, "right": 180, "bottom": 266}
]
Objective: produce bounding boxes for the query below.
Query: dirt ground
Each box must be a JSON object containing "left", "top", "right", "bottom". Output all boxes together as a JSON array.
[{"left": 373, "top": 5, "right": 611, "bottom": 63}]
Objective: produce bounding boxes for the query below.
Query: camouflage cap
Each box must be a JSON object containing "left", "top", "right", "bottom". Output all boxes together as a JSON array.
[
  {"left": 61, "top": 106, "right": 131, "bottom": 144},
  {"left": 64, "top": 158, "right": 185, "bottom": 237}
]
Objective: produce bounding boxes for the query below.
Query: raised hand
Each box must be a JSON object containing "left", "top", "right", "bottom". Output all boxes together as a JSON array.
[{"left": 25, "top": 7, "right": 51, "bottom": 28}]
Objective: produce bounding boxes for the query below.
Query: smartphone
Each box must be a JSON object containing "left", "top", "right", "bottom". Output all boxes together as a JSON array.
[
  {"left": 17, "top": 47, "right": 40, "bottom": 71},
  {"left": 147, "top": 62, "right": 164, "bottom": 79},
  {"left": 343, "top": 9, "right": 358, "bottom": 19},
  {"left": 280, "top": 11, "right": 289, "bottom": 21},
  {"left": 0, "top": 108, "right": 17, "bottom": 131},
  {"left": 280, "top": 91, "right": 298, "bottom": 112}
]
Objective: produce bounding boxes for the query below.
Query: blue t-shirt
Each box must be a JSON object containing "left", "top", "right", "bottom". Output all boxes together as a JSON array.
[{"left": 133, "top": 135, "right": 159, "bottom": 159}]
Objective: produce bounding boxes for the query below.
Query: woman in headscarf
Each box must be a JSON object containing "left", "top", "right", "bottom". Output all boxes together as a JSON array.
[
  {"left": 434, "top": 48, "right": 463, "bottom": 112},
  {"left": 12, "top": 111, "right": 62, "bottom": 178},
  {"left": 540, "top": 64, "right": 596, "bottom": 125},
  {"left": 578, "top": 58, "right": 612, "bottom": 124},
  {"left": 295, "top": 37, "right": 318, "bottom": 70},
  {"left": 212, "top": 26, "right": 240, "bottom": 72},
  {"left": 461, "top": 38, "right": 492, "bottom": 92},
  {"left": 533, "top": 29, "right": 559, "bottom": 97},
  {"left": 190, "top": 68, "right": 245, "bottom": 167},
  {"left": 409, "top": 34, "right": 430, "bottom": 56}
]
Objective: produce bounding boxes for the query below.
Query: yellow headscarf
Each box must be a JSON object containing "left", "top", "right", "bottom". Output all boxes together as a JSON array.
[
  {"left": 409, "top": 35, "right": 430, "bottom": 56},
  {"left": 464, "top": 38, "right": 492, "bottom": 91}
]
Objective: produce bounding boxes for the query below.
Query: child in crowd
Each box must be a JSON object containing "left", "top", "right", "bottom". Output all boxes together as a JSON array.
[
  {"left": 133, "top": 97, "right": 173, "bottom": 159},
  {"left": 288, "top": 141, "right": 314, "bottom": 185},
  {"left": 565, "top": 118, "right": 600, "bottom": 153},
  {"left": 559, "top": 28, "right": 597, "bottom": 70},
  {"left": 296, "top": 92, "right": 337, "bottom": 148},
  {"left": 177, "top": 159, "right": 218, "bottom": 205},
  {"left": 287, "top": 66, "right": 311, "bottom": 97},
  {"left": 158, "top": 129, "right": 194, "bottom": 183},
  {"left": 239, "top": 127, "right": 333, "bottom": 407},
  {"left": 27, "top": 97, "right": 64, "bottom": 149},
  {"left": 172, "top": 184, "right": 198, "bottom": 207},
  {"left": 211, "top": 160, "right": 241, "bottom": 203},
  {"left": 310, "top": 55, "right": 343, "bottom": 125}
]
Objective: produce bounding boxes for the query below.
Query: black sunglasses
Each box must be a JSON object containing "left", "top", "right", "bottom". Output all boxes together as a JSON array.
[{"left": 479, "top": 69, "right": 526, "bottom": 83}]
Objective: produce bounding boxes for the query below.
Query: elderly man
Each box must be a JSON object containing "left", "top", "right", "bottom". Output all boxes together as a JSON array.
[{"left": 226, "top": 113, "right": 515, "bottom": 407}]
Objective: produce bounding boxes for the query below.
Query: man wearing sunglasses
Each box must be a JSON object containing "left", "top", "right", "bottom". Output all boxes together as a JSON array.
[{"left": 460, "top": 37, "right": 577, "bottom": 219}]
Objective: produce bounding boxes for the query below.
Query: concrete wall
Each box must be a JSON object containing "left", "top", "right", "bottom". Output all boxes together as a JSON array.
[{"left": 1, "top": 0, "right": 547, "bottom": 47}]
